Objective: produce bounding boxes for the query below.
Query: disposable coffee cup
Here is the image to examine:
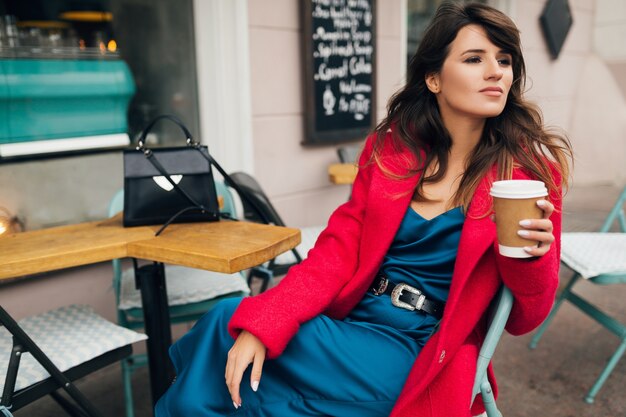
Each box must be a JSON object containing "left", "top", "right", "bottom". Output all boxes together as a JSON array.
[{"left": 490, "top": 180, "right": 548, "bottom": 258}]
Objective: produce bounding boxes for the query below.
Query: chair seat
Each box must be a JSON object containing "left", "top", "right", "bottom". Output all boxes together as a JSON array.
[
  {"left": 561, "top": 233, "right": 626, "bottom": 279},
  {"left": 0, "top": 305, "right": 146, "bottom": 394},
  {"left": 273, "top": 226, "right": 324, "bottom": 265},
  {"left": 118, "top": 265, "right": 250, "bottom": 310}
]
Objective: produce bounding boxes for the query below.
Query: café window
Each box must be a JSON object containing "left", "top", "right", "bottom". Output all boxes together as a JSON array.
[{"left": 0, "top": 0, "right": 199, "bottom": 159}]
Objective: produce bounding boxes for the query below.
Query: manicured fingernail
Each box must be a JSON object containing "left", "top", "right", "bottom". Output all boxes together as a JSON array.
[
  {"left": 517, "top": 230, "right": 530, "bottom": 237},
  {"left": 519, "top": 219, "right": 531, "bottom": 227},
  {"left": 537, "top": 200, "right": 547, "bottom": 206},
  {"left": 523, "top": 246, "right": 533, "bottom": 252},
  {"left": 233, "top": 401, "right": 239, "bottom": 409},
  {"left": 251, "top": 381, "right": 259, "bottom": 392}
]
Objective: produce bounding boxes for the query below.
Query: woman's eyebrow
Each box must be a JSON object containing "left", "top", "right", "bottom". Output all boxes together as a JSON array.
[
  {"left": 461, "top": 49, "right": 486, "bottom": 55},
  {"left": 461, "top": 48, "right": 511, "bottom": 55}
]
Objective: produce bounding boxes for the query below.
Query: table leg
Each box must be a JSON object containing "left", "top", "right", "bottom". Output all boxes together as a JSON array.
[{"left": 134, "top": 261, "right": 175, "bottom": 407}]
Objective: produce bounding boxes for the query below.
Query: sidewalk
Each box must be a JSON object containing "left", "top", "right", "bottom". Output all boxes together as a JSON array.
[{"left": 15, "top": 183, "right": 626, "bottom": 417}]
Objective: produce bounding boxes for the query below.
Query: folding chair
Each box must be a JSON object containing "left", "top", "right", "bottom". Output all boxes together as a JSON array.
[
  {"left": 226, "top": 172, "right": 324, "bottom": 292},
  {"left": 529, "top": 185, "right": 626, "bottom": 403},
  {"left": 0, "top": 304, "right": 146, "bottom": 417},
  {"left": 471, "top": 286, "right": 514, "bottom": 417}
]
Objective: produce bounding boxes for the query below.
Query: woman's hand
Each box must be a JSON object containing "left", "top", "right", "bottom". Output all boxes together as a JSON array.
[
  {"left": 225, "top": 330, "right": 266, "bottom": 409},
  {"left": 517, "top": 199, "right": 555, "bottom": 257}
]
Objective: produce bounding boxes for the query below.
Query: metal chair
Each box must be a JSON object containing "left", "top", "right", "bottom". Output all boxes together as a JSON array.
[
  {"left": 108, "top": 181, "right": 250, "bottom": 417},
  {"left": 529, "top": 185, "right": 626, "bottom": 403},
  {"left": 0, "top": 304, "right": 146, "bottom": 417},
  {"left": 471, "top": 286, "right": 513, "bottom": 417},
  {"left": 226, "top": 172, "right": 324, "bottom": 292},
  {"left": 336, "top": 144, "right": 362, "bottom": 164}
]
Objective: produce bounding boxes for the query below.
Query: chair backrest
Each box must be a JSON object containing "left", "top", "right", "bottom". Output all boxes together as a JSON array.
[
  {"left": 108, "top": 189, "right": 125, "bottom": 300},
  {"left": 227, "top": 172, "right": 286, "bottom": 226},
  {"left": 599, "top": 185, "right": 626, "bottom": 233},
  {"left": 215, "top": 180, "right": 237, "bottom": 218},
  {"left": 336, "top": 144, "right": 362, "bottom": 164},
  {"left": 471, "top": 286, "right": 514, "bottom": 412}
]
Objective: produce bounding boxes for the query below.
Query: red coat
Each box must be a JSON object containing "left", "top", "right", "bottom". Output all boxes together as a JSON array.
[{"left": 229, "top": 131, "right": 562, "bottom": 417}]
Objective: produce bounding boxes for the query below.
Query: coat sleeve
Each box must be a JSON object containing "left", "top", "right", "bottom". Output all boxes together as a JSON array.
[
  {"left": 497, "top": 166, "right": 563, "bottom": 335},
  {"left": 227, "top": 134, "right": 376, "bottom": 358}
]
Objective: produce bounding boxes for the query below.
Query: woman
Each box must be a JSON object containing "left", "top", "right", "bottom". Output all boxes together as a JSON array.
[{"left": 156, "top": 3, "right": 572, "bottom": 417}]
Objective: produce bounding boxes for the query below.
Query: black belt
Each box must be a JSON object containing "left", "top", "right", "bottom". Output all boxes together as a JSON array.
[{"left": 370, "top": 274, "right": 445, "bottom": 320}]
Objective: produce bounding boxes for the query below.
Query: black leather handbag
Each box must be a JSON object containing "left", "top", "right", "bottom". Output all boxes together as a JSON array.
[{"left": 123, "top": 115, "right": 220, "bottom": 233}]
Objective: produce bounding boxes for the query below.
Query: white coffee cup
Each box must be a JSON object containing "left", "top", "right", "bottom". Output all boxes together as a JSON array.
[{"left": 490, "top": 180, "right": 548, "bottom": 258}]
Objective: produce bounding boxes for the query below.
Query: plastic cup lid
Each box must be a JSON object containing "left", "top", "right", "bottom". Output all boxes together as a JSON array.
[{"left": 489, "top": 180, "right": 548, "bottom": 199}]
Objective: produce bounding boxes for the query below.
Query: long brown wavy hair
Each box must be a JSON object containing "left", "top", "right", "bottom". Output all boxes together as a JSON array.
[{"left": 372, "top": 2, "right": 572, "bottom": 210}]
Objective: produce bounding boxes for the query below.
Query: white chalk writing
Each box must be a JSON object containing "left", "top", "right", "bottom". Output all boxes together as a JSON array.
[{"left": 310, "top": 0, "right": 373, "bottom": 123}]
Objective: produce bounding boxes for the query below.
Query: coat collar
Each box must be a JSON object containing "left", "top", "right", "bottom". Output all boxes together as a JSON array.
[
  {"left": 358, "top": 142, "right": 498, "bottom": 293},
  {"left": 357, "top": 142, "right": 421, "bottom": 274}
]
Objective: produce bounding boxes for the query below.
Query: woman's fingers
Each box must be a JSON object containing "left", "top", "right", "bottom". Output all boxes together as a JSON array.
[
  {"left": 225, "top": 348, "right": 243, "bottom": 408},
  {"left": 224, "top": 330, "right": 267, "bottom": 409},
  {"left": 517, "top": 199, "right": 555, "bottom": 256},
  {"left": 229, "top": 355, "right": 249, "bottom": 408},
  {"left": 518, "top": 218, "right": 553, "bottom": 233},
  {"left": 537, "top": 199, "right": 554, "bottom": 218},
  {"left": 517, "top": 229, "right": 555, "bottom": 242},
  {"left": 521, "top": 242, "right": 550, "bottom": 257},
  {"left": 250, "top": 349, "right": 265, "bottom": 392}
]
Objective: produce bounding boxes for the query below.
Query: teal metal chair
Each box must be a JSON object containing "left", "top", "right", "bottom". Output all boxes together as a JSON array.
[
  {"left": 336, "top": 144, "right": 362, "bottom": 197},
  {"left": 336, "top": 144, "right": 362, "bottom": 164},
  {"left": 529, "top": 185, "right": 626, "bottom": 403},
  {"left": 471, "top": 286, "right": 513, "bottom": 417},
  {"left": 108, "top": 181, "right": 250, "bottom": 417}
]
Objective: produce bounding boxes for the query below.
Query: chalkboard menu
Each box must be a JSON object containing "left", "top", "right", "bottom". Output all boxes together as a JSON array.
[{"left": 302, "top": 0, "right": 376, "bottom": 145}]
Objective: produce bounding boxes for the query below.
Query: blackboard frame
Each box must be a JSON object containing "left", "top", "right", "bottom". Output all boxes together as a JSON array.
[{"left": 301, "top": 0, "right": 377, "bottom": 146}]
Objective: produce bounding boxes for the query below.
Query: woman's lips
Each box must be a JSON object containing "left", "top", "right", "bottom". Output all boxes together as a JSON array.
[{"left": 480, "top": 87, "right": 503, "bottom": 96}]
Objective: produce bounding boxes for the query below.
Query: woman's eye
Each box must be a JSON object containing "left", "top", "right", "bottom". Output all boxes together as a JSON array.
[
  {"left": 464, "top": 56, "right": 481, "bottom": 64},
  {"left": 498, "top": 57, "right": 512, "bottom": 66}
]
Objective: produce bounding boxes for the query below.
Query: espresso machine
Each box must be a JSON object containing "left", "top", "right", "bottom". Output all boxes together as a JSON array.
[{"left": 0, "top": 5, "right": 135, "bottom": 159}]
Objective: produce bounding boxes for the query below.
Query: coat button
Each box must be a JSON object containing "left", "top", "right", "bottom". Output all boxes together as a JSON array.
[{"left": 438, "top": 350, "right": 446, "bottom": 363}]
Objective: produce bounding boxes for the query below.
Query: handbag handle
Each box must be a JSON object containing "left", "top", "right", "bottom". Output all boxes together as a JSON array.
[
  {"left": 135, "top": 114, "right": 195, "bottom": 151},
  {"left": 135, "top": 114, "right": 205, "bottom": 211},
  {"left": 134, "top": 115, "right": 212, "bottom": 236},
  {"left": 189, "top": 145, "right": 276, "bottom": 226},
  {"left": 135, "top": 114, "right": 273, "bottom": 235}
]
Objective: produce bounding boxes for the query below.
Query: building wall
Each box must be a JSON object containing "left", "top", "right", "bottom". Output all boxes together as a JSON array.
[
  {"left": 246, "top": 0, "right": 406, "bottom": 229},
  {"left": 595, "top": 0, "right": 626, "bottom": 95},
  {"left": 511, "top": 0, "right": 625, "bottom": 187}
]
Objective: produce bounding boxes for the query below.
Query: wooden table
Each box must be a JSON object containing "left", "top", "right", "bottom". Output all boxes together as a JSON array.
[
  {"left": 328, "top": 163, "right": 358, "bottom": 185},
  {"left": 0, "top": 215, "right": 300, "bottom": 408}
]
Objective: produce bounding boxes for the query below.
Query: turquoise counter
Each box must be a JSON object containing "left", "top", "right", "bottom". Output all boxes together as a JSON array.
[{"left": 0, "top": 59, "right": 135, "bottom": 156}]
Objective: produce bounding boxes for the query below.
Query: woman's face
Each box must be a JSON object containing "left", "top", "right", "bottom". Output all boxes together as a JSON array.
[{"left": 426, "top": 24, "right": 514, "bottom": 122}]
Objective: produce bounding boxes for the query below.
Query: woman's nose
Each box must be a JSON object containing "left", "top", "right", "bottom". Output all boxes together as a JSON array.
[{"left": 485, "top": 60, "right": 504, "bottom": 80}]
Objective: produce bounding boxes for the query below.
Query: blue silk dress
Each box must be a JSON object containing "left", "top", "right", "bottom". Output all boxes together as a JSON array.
[{"left": 155, "top": 206, "right": 464, "bottom": 417}]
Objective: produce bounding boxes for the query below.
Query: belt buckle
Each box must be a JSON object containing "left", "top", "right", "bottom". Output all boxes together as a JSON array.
[
  {"left": 391, "top": 283, "right": 426, "bottom": 311},
  {"left": 372, "top": 276, "right": 389, "bottom": 296}
]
